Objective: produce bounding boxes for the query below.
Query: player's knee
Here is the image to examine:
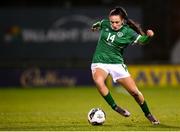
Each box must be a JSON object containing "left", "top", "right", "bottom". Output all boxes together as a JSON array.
[
  {"left": 93, "top": 78, "right": 106, "bottom": 90},
  {"left": 93, "top": 77, "right": 104, "bottom": 85}
]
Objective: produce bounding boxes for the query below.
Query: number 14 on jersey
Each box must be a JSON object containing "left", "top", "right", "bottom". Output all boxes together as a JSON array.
[{"left": 106, "top": 33, "right": 115, "bottom": 43}]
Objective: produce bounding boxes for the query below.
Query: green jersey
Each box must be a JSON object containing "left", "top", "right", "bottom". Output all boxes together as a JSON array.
[{"left": 92, "top": 19, "right": 147, "bottom": 64}]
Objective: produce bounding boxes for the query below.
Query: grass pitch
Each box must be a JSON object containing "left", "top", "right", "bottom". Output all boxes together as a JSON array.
[{"left": 0, "top": 86, "right": 180, "bottom": 131}]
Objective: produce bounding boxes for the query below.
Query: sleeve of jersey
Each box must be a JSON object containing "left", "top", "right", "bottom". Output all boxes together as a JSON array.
[
  {"left": 134, "top": 35, "right": 151, "bottom": 44},
  {"left": 92, "top": 20, "right": 104, "bottom": 30},
  {"left": 92, "top": 21, "right": 101, "bottom": 29}
]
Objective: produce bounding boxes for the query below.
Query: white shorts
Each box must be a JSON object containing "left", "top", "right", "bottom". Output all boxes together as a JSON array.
[{"left": 91, "top": 63, "right": 130, "bottom": 83}]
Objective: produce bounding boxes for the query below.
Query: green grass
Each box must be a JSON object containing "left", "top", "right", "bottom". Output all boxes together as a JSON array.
[{"left": 0, "top": 86, "right": 180, "bottom": 131}]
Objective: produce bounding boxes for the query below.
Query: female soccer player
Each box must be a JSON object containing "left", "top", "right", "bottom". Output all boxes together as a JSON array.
[{"left": 91, "top": 7, "right": 160, "bottom": 125}]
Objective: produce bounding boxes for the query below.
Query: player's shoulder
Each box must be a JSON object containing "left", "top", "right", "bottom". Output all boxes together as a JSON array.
[
  {"left": 101, "top": 18, "right": 109, "bottom": 23},
  {"left": 100, "top": 18, "right": 110, "bottom": 28},
  {"left": 122, "top": 24, "right": 131, "bottom": 31},
  {"left": 122, "top": 24, "right": 136, "bottom": 34}
]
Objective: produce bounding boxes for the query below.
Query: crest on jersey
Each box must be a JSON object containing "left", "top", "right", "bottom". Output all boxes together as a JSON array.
[
  {"left": 117, "top": 32, "right": 123, "bottom": 37},
  {"left": 105, "top": 28, "right": 109, "bottom": 31}
]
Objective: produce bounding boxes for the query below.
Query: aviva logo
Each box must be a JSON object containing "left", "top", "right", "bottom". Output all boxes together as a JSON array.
[
  {"left": 129, "top": 65, "right": 180, "bottom": 86},
  {"left": 106, "top": 65, "right": 180, "bottom": 87}
]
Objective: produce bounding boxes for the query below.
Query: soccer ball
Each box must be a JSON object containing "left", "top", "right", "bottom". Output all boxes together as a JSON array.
[{"left": 87, "top": 108, "right": 106, "bottom": 125}]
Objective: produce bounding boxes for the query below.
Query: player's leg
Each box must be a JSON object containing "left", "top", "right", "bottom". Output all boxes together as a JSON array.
[
  {"left": 91, "top": 67, "right": 130, "bottom": 117},
  {"left": 91, "top": 68, "right": 109, "bottom": 96},
  {"left": 117, "top": 76, "right": 144, "bottom": 104},
  {"left": 116, "top": 76, "right": 160, "bottom": 124}
]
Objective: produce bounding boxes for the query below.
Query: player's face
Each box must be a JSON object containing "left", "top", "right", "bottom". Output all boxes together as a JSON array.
[{"left": 109, "top": 15, "right": 124, "bottom": 31}]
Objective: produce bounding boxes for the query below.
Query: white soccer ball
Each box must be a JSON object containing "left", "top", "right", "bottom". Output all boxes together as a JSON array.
[{"left": 87, "top": 108, "right": 106, "bottom": 125}]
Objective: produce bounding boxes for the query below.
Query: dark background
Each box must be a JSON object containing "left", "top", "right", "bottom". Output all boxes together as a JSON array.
[{"left": 0, "top": 0, "right": 180, "bottom": 68}]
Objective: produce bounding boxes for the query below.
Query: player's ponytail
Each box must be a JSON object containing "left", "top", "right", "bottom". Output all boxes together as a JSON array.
[
  {"left": 109, "top": 6, "right": 145, "bottom": 35},
  {"left": 126, "top": 19, "right": 145, "bottom": 35}
]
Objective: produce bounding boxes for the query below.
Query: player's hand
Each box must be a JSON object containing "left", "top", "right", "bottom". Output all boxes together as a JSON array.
[
  {"left": 146, "top": 30, "right": 154, "bottom": 37},
  {"left": 91, "top": 27, "right": 99, "bottom": 32}
]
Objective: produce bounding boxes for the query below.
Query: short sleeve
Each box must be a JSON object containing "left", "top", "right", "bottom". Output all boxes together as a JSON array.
[{"left": 127, "top": 28, "right": 140, "bottom": 44}]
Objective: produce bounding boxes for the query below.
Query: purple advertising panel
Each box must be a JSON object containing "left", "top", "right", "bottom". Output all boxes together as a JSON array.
[{"left": 0, "top": 68, "right": 94, "bottom": 87}]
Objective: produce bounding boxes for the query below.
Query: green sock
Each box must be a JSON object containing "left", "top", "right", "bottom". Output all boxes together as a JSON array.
[
  {"left": 103, "top": 92, "right": 117, "bottom": 109},
  {"left": 140, "top": 101, "right": 151, "bottom": 116}
]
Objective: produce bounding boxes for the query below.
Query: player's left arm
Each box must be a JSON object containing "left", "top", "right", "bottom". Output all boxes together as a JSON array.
[{"left": 135, "top": 30, "right": 154, "bottom": 44}]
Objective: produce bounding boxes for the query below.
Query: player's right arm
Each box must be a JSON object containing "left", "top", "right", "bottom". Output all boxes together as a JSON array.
[{"left": 91, "top": 20, "right": 104, "bottom": 31}]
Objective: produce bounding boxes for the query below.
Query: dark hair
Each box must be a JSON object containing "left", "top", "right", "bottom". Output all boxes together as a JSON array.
[{"left": 109, "top": 7, "right": 145, "bottom": 35}]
